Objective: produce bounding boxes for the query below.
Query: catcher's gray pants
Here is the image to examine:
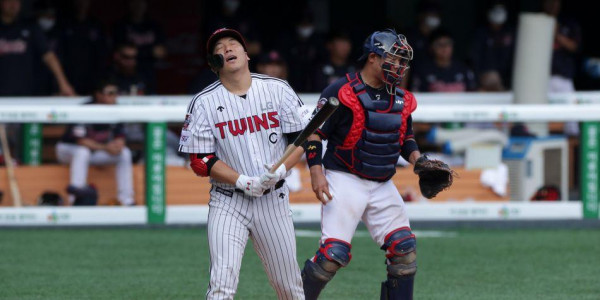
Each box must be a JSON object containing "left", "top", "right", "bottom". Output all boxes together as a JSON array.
[{"left": 55, "top": 142, "right": 134, "bottom": 205}]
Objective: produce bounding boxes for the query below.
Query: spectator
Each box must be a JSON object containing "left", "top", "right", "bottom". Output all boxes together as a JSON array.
[
  {"left": 57, "top": 0, "right": 109, "bottom": 95},
  {"left": 206, "top": 0, "right": 261, "bottom": 57},
  {"left": 313, "top": 31, "right": 356, "bottom": 91},
  {"left": 108, "top": 43, "right": 148, "bottom": 152},
  {"left": 55, "top": 79, "right": 135, "bottom": 206},
  {"left": 277, "top": 10, "right": 325, "bottom": 92},
  {"left": 470, "top": 1, "right": 515, "bottom": 89},
  {"left": 543, "top": 0, "right": 581, "bottom": 92},
  {"left": 32, "top": 0, "right": 60, "bottom": 95},
  {"left": 0, "top": 0, "right": 75, "bottom": 96},
  {"left": 113, "top": 0, "right": 167, "bottom": 93},
  {"left": 478, "top": 70, "right": 505, "bottom": 92},
  {"left": 109, "top": 43, "right": 150, "bottom": 95},
  {"left": 543, "top": 0, "right": 581, "bottom": 136},
  {"left": 411, "top": 29, "right": 477, "bottom": 92},
  {"left": 256, "top": 49, "right": 288, "bottom": 80},
  {"left": 406, "top": 0, "right": 442, "bottom": 65}
]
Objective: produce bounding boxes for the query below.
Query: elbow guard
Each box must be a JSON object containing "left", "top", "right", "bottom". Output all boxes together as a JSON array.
[{"left": 190, "top": 153, "right": 219, "bottom": 177}]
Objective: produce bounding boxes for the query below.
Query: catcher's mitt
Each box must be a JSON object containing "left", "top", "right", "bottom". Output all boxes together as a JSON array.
[{"left": 413, "top": 155, "right": 456, "bottom": 199}]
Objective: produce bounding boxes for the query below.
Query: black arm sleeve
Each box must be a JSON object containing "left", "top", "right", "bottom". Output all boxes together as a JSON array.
[{"left": 400, "top": 116, "right": 419, "bottom": 161}]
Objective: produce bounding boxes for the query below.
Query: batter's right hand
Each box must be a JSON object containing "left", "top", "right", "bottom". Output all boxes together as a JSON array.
[
  {"left": 236, "top": 174, "right": 266, "bottom": 197},
  {"left": 309, "top": 166, "right": 332, "bottom": 205}
]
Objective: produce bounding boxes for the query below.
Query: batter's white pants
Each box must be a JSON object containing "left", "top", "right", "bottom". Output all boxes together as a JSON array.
[
  {"left": 321, "top": 169, "right": 410, "bottom": 246},
  {"left": 206, "top": 185, "right": 304, "bottom": 300},
  {"left": 55, "top": 142, "right": 134, "bottom": 205}
]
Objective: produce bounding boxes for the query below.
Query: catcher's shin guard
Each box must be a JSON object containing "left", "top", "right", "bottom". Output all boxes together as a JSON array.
[
  {"left": 380, "top": 228, "right": 417, "bottom": 300},
  {"left": 380, "top": 274, "right": 415, "bottom": 300},
  {"left": 301, "top": 259, "right": 333, "bottom": 300},
  {"left": 302, "top": 239, "right": 352, "bottom": 300}
]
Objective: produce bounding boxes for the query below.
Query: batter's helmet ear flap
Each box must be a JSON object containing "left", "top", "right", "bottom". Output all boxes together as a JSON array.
[{"left": 207, "top": 54, "right": 224, "bottom": 73}]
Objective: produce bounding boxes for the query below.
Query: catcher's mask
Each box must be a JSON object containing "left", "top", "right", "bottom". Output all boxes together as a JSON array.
[{"left": 358, "top": 29, "right": 413, "bottom": 94}]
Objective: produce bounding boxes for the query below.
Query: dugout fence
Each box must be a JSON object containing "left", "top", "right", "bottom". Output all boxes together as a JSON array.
[{"left": 0, "top": 92, "right": 599, "bottom": 225}]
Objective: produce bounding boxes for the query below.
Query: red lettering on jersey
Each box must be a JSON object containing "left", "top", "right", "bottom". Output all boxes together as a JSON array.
[
  {"left": 228, "top": 119, "right": 247, "bottom": 136},
  {"left": 253, "top": 113, "right": 269, "bottom": 131},
  {"left": 215, "top": 122, "right": 227, "bottom": 139},
  {"left": 267, "top": 112, "right": 280, "bottom": 128},
  {"left": 308, "top": 152, "right": 317, "bottom": 160},
  {"left": 246, "top": 116, "right": 255, "bottom": 133}
]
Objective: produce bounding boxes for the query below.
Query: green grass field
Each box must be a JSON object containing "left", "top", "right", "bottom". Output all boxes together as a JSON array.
[{"left": 1, "top": 227, "right": 599, "bottom": 300}]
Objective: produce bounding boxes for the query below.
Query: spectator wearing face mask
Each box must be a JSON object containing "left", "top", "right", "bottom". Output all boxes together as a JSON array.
[
  {"left": 277, "top": 10, "right": 326, "bottom": 92},
  {"left": 0, "top": 0, "right": 75, "bottom": 96},
  {"left": 32, "top": 0, "right": 60, "bottom": 95},
  {"left": 406, "top": 0, "right": 442, "bottom": 66},
  {"left": 470, "top": 1, "right": 515, "bottom": 89}
]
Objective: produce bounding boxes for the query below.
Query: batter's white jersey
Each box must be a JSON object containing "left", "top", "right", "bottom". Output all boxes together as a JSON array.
[
  {"left": 179, "top": 73, "right": 310, "bottom": 186},
  {"left": 179, "top": 74, "right": 309, "bottom": 300}
]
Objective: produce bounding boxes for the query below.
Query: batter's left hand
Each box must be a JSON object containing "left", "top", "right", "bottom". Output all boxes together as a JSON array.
[{"left": 259, "top": 163, "right": 287, "bottom": 187}]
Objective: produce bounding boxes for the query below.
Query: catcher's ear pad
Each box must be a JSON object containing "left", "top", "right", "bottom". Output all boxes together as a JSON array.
[{"left": 207, "top": 54, "right": 224, "bottom": 69}]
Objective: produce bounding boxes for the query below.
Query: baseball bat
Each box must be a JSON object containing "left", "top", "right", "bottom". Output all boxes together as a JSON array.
[
  {"left": 0, "top": 125, "right": 22, "bottom": 207},
  {"left": 270, "top": 97, "right": 340, "bottom": 173}
]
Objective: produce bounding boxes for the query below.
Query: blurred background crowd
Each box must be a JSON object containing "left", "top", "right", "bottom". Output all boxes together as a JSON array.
[
  {"left": 0, "top": 0, "right": 596, "bottom": 97},
  {"left": 1, "top": 0, "right": 595, "bottom": 205}
]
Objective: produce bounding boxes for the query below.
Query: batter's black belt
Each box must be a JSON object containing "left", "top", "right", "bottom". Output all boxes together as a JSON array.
[{"left": 212, "top": 180, "right": 285, "bottom": 198}]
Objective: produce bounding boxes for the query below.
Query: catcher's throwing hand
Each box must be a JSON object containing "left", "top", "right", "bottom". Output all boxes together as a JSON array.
[
  {"left": 236, "top": 174, "right": 266, "bottom": 197},
  {"left": 310, "top": 166, "right": 332, "bottom": 205},
  {"left": 413, "top": 155, "right": 456, "bottom": 199}
]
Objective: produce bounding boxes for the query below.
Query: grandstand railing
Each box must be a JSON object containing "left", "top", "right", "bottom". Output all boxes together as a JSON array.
[{"left": 1, "top": 92, "right": 599, "bottom": 222}]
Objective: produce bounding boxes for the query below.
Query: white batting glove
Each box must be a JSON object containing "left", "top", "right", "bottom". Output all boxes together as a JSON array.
[
  {"left": 236, "top": 174, "right": 266, "bottom": 197},
  {"left": 259, "top": 164, "right": 287, "bottom": 187}
]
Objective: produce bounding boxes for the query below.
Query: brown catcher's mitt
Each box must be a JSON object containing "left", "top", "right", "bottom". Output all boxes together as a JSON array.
[{"left": 413, "top": 155, "right": 456, "bottom": 199}]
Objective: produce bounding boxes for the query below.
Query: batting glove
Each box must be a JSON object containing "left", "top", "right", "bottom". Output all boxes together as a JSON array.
[
  {"left": 236, "top": 174, "right": 266, "bottom": 197},
  {"left": 260, "top": 164, "right": 287, "bottom": 187}
]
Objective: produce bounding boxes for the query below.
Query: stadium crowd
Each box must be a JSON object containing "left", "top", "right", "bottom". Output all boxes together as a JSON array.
[
  {"left": 0, "top": 0, "right": 584, "bottom": 96},
  {"left": 0, "top": 0, "right": 589, "bottom": 204}
]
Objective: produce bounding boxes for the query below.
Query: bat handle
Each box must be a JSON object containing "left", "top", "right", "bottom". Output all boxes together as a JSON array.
[{"left": 270, "top": 145, "right": 297, "bottom": 173}]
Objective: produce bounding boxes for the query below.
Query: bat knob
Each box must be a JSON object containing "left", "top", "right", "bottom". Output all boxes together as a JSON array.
[{"left": 328, "top": 97, "right": 340, "bottom": 107}]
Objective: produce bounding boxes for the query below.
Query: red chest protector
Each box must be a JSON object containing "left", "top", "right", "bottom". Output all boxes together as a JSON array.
[{"left": 333, "top": 72, "right": 417, "bottom": 181}]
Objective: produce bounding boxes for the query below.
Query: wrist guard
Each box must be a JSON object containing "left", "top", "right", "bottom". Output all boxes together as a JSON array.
[{"left": 303, "top": 140, "right": 323, "bottom": 167}]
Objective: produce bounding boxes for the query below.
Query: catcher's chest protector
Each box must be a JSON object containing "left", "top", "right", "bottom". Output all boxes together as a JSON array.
[{"left": 334, "top": 72, "right": 416, "bottom": 182}]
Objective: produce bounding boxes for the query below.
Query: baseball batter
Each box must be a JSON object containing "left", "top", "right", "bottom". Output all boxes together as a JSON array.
[
  {"left": 178, "top": 28, "right": 308, "bottom": 299},
  {"left": 300, "top": 29, "right": 422, "bottom": 299}
]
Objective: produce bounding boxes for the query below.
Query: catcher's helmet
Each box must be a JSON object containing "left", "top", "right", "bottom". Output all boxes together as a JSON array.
[{"left": 358, "top": 29, "right": 413, "bottom": 94}]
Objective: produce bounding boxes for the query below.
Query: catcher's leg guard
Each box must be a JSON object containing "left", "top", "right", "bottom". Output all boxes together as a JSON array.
[
  {"left": 380, "top": 228, "right": 417, "bottom": 300},
  {"left": 302, "top": 239, "right": 352, "bottom": 300}
]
